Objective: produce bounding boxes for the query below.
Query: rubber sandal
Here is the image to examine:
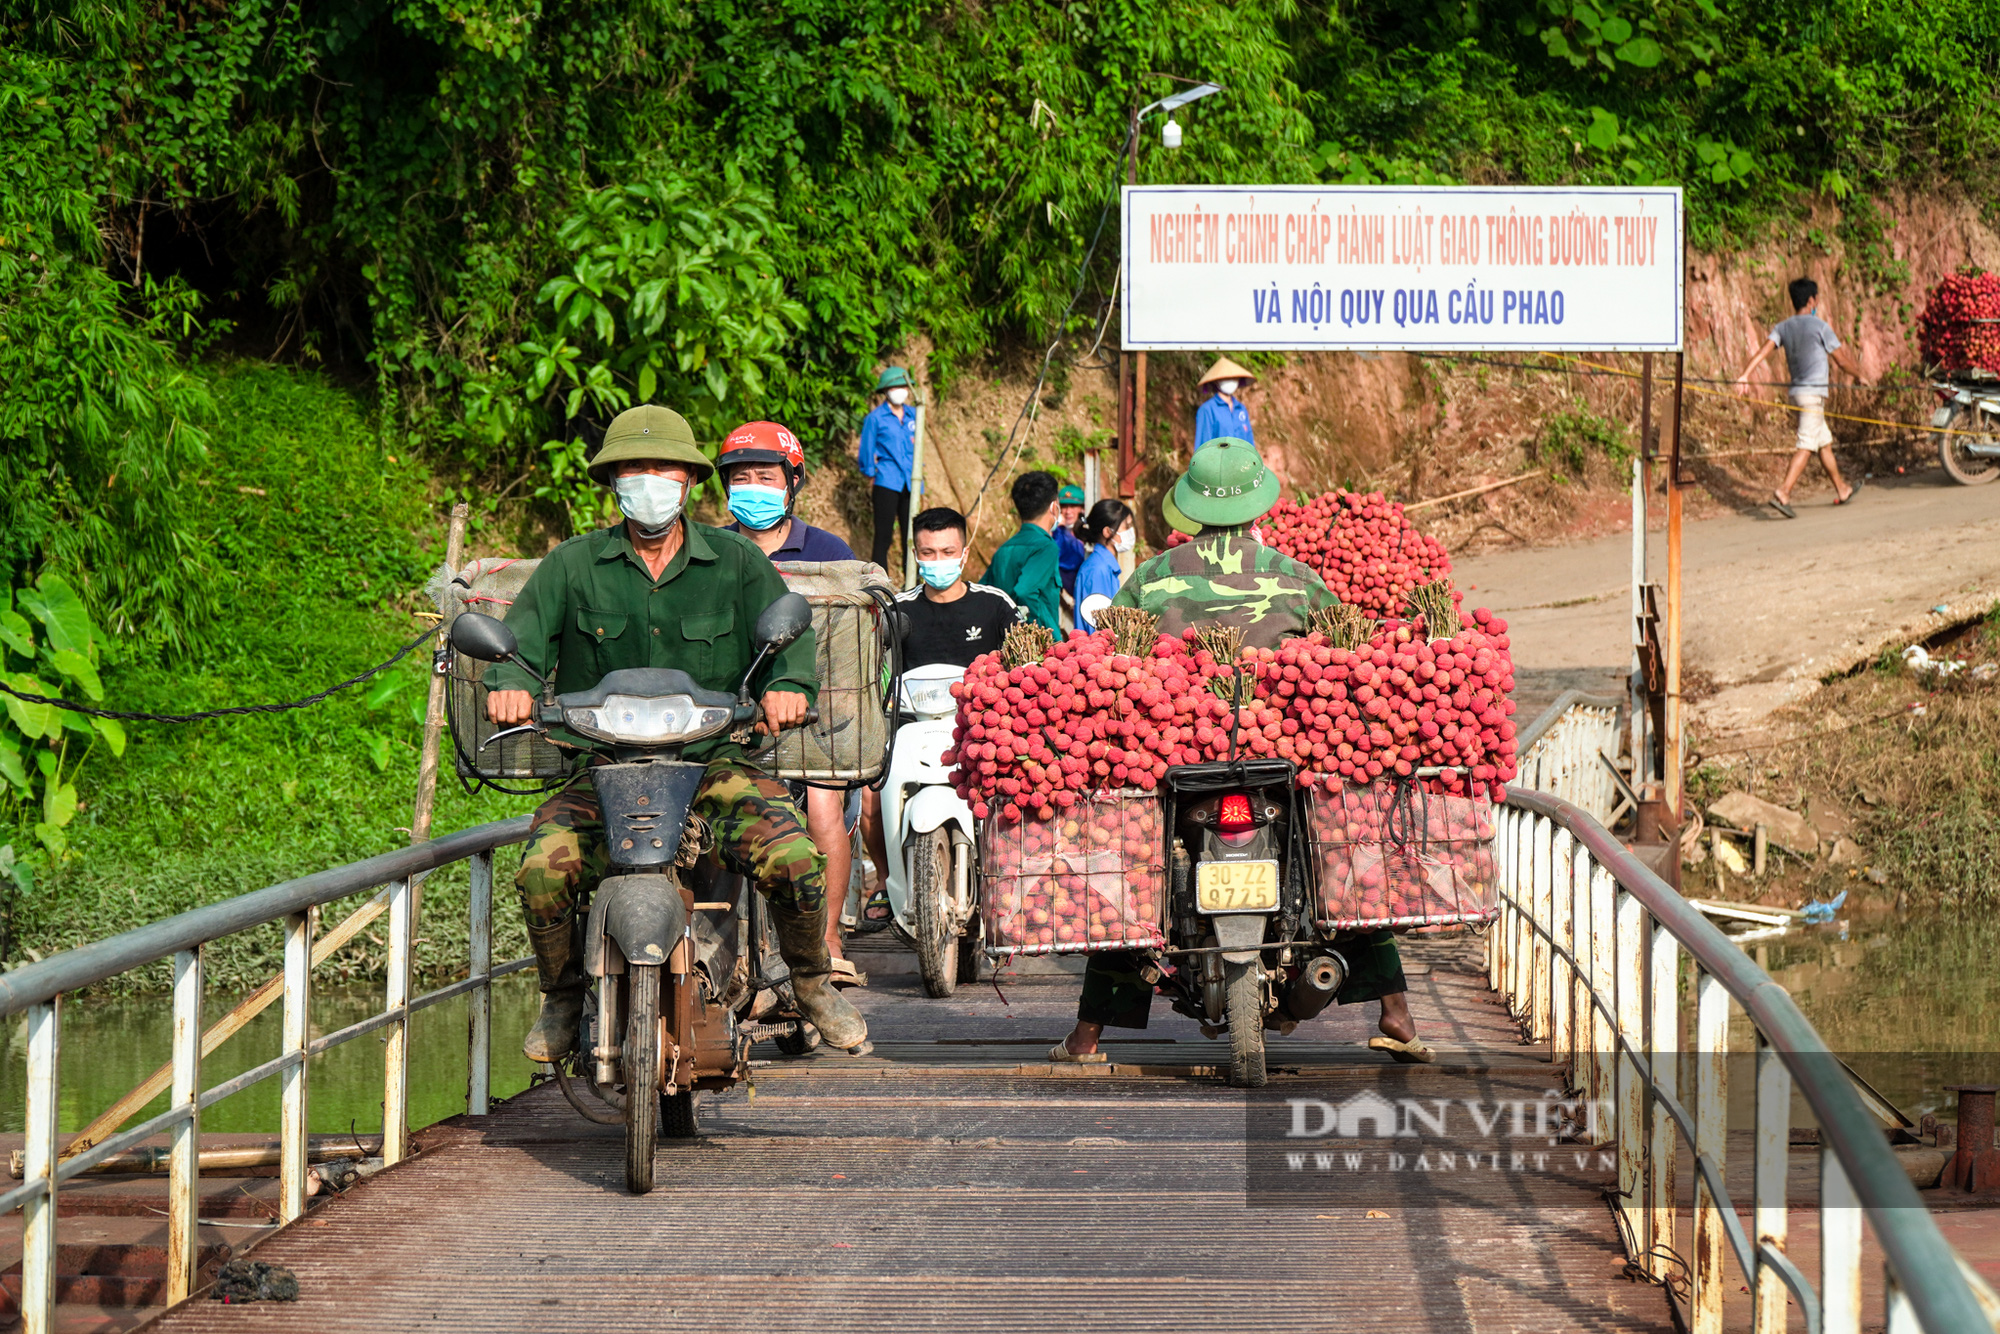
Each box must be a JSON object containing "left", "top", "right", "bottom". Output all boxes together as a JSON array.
[
  {"left": 1048, "top": 1041, "right": 1108, "bottom": 1065},
  {"left": 1769, "top": 494, "right": 1797, "bottom": 519},
  {"left": 1837, "top": 476, "right": 1866, "bottom": 505},
  {"left": 851, "top": 886, "right": 894, "bottom": 935},
  {"left": 829, "top": 958, "right": 868, "bottom": 989},
  {"left": 1368, "top": 1035, "right": 1436, "bottom": 1065}
]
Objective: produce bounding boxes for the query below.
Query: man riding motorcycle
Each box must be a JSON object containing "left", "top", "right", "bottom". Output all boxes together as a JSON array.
[
  {"left": 485, "top": 404, "right": 869, "bottom": 1061},
  {"left": 1052, "top": 438, "right": 1432, "bottom": 1065}
]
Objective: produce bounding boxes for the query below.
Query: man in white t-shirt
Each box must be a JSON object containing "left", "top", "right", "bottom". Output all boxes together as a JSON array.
[{"left": 1734, "top": 276, "right": 1871, "bottom": 517}]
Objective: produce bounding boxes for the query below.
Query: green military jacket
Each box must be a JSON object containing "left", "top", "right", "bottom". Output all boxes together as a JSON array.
[
  {"left": 1110, "top": 528, "right": 1340, "bottom": 649},
  {"left": 486, "top": 522, "right": 817, "bottom": 762},
  {"left": 982, "top": 523, "right": 1062, "bottom": 632}
]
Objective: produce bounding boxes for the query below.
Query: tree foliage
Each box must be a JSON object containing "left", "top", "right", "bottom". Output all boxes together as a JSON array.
[{"left": 4, "top": 0, "right": 1998, "bottom": 637}]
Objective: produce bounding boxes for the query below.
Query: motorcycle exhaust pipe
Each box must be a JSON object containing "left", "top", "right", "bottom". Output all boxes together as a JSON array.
[{"left": 1282, "top": 951, "right": 1349, "bottom": 1024}]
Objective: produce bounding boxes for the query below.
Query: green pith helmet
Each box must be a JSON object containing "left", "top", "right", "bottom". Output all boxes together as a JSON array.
[
  {"left": 1058, "top": 484, "right": 1086, "bottom": 507},
  {"left": 873, "top": 366, "right": 913, "bottom": 393},
  {"left": 1165, "top": 437, "right": 1275, "bottom": 534},
  {"left": 586, "top": 405, "right": 715, "bottom": 488}
]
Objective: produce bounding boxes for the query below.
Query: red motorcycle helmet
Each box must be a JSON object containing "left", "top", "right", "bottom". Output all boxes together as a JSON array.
[{"left": 717, "top": 420, "right": 806, "bottom": 494}]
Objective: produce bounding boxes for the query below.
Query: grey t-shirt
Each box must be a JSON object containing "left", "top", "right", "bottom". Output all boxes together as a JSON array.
[{"left": 1770, "top": 313, "right": 1842, "bottom": 392}]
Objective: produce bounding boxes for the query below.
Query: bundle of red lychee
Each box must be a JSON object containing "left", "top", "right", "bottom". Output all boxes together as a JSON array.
[
  {"left": 1311, "top": 783, "right": 1500, "bottom": 929},
  {"left": 1918, "top": 268, "right": 2000, "bottom": 373},
  {"left": 1162, "top": 489, "right": 1453, "bottom": 620},
  {"left": 951, "top": 596, "right": 1515, "bottom": 946},
  {"left": 945, "top": 598, "right": 1515, "bottom": 823},
  {"left": 981, "top": 795, "right": 1167, "bottom": 953}
]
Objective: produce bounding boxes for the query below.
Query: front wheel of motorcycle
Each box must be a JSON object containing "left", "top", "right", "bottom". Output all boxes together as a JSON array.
[
  {"left": 911, "top": 827, "right": 958, "bottom": 998},
  {"left": 623, "top": 964, "right": 661, "bottom": 1194},
  {"left": 1225, "top": 960, "right": 1268, "bottom": 1089}
]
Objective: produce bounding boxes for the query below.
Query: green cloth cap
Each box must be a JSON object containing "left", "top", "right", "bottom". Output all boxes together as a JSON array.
[
  {"left": 1058, "top": 484, "right": 1085, "bottom": 506},
  {"left": 873, "top": 366, "right": 913, "bottom": 392},
  {"left": 1168, "top": 437, "right": 1276, "bottom": 531},
  {"left": 587, "top": 405, "right": 715, "bottom": 487}
]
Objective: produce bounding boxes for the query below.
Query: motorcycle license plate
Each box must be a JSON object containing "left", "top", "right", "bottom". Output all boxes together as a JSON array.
[{"left": 1195, "top": 860, "right": 1280, "bottom": 913}]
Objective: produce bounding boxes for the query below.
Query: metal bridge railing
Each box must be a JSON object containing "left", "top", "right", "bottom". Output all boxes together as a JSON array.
[
  {"left": 0, "top": 814, "right": 535, "bottom": 1334},
  {"left": 1494, "top": 788, "right": 1997, "bottom": 1334}
]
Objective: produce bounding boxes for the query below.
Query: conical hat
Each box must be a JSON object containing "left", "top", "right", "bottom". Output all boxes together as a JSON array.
[{"left": 1197, "top": 355, "right": 1256, "bottom": 388}]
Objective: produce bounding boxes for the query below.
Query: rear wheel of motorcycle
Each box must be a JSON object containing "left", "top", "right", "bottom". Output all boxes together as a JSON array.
[
  {"left": 1225, "top": 960, "right": 1268, "bottom": 1089},
  {"left": 623, "top": 964, "right": 661, "bottom": 1194},
  {"left": 1937, "top": 403, "right": 2000, "bottom": 485},
  {"left": 661, "top": 1088, "right": 697, "bottom": 1139},
  {"left": 911, "top": 827, "right": 958, "bottom": 998}
]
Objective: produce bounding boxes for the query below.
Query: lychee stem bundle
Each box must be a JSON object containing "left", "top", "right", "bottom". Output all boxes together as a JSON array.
[
  {"left": 1000, "top": 621, "right": 1053, "bottom": 669},
  {"left": 1308, "top": 602, "right": 1379, "bottom": 649},
  {"left": 1407, "top": 579, "right": 1462, "bottom": 641},
  {"left": 1096, "top": 606, "right": 1161, "bottom": 659}
]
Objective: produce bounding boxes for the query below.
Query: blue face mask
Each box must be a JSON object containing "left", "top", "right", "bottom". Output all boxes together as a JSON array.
[
  {"left": 727, "top": 484, "right": 789, "bottom": 531},
  {"left": 917, "top": 558, "right": 962, "bottom": 590}
]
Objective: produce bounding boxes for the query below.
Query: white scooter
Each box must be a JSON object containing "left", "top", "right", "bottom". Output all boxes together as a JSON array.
[{"left": 882, "top": 662, "right": 981, "bottom": 996}]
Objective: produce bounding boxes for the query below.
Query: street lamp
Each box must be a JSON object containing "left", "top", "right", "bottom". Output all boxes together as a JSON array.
[{"left": 1118, "top": 80, "right": 1223, "bottom": 501}]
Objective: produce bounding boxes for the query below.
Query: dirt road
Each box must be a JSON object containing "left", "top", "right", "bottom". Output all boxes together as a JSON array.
[{"left": 1455, "top": 464, "right": 2000, "bottom": 736}]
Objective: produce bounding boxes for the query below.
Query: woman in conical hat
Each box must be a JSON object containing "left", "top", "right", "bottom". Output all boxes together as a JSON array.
[{"left": 1193, "top": 355, "right": 1256, "bottom": 451}]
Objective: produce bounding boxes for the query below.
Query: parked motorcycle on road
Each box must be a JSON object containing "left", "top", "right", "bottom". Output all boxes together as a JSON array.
[
  {"left": 881, "top": 663, "right": 980, "bottom": 996},
  {"left": 1930, "top": 372, "right": 2000, "bottom": 485},
  {"left": 449, "top": 593, "right": 819, "bottom": 1194}
]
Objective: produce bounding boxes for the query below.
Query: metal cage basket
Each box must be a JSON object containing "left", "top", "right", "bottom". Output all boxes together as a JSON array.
[
  {"left": 433, "top": 557, "right": 572, "bottom": 783},
  {"left": 764, "top": 561, "right": 897, "bottom": 785},
  {"left": 1308, "top": 780, "right": 1498, "bottom": 931},
  {"left": 980, "top": 789, "right": 1167, "bottom": 957}
]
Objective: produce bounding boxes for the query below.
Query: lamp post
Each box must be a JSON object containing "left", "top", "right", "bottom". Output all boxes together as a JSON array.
[{"left": 1118, "top": 81, "right": 1222, "bottom": 500}]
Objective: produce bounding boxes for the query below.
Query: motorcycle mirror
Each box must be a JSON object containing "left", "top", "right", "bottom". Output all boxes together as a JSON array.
[
  {"left": 449, "top": 612, "right": 520, "bottom": 664},
  {"left": 753, "top": 592, "right": 813, "bottom": 652}
]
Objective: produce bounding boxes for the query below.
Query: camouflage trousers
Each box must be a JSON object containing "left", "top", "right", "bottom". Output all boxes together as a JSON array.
[{"left": 516, "top": 761, "right": 826, "bottom": 929}]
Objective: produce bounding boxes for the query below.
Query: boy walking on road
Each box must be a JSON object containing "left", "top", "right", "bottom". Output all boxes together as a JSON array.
[{"left": 1734, "top": 277, "right": 1871, "bottom": 517}]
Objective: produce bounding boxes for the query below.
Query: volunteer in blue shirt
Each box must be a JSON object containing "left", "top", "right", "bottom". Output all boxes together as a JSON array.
[
  {"left": 857, "top": 366, "right": 921, "bottom": 572},
  {"left": 718, "top": 419, "right": 867, "bottom": 985},
  {"left": 1053, "top": 482, "right": 1087, "bottom": 610},
  {"left": 1193, "top": 356, "right": 1257, "bottom": 451},
  {"left": 1073, "top": 498, "right": 1134, "bottom": 632}
]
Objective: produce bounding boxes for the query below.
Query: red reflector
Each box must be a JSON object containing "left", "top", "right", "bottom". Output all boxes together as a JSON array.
[{"left": 1217, "top": 793, "right": 1255, "bottom": 832}]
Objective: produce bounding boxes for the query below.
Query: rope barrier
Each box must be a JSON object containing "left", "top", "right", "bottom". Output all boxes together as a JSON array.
[
  {"left": 0, "top": 626, "right": 441, "bottom": 723},
  {"left": 1538, "top": 352, "right": 1998, "bottom": 439}
]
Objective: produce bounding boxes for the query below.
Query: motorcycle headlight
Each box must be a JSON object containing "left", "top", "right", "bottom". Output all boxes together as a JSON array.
[
  {"left": 563, "top": 694, "right": 734, "bottom": 745},
  {"left": 900, "top": 677, "right": 958, "bottom": 716}
]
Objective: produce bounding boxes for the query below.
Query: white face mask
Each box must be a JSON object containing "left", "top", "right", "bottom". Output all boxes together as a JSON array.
[
  {"left": 887, "top": 386, "right": 910, "bottom": 406},
  {"left": 1114, "top": 526, "right": 1135, "bottom": 553},
  {"left": 1216, "top": 379, "right": 1240, "bottom": 396},
  {"left": 614, "top": 473, "right": 686, "bottom": 536}
]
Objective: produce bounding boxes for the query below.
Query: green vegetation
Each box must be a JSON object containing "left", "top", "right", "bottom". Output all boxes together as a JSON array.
[
  {"left": 14, "top": 364, "right": 538, "bottom": 991},
  {"left": 1533, "top": 397, "right": 1632, "bottom": 482},
  {"left": 4, "top": 1, "right": 2000, "bottom": 956}
]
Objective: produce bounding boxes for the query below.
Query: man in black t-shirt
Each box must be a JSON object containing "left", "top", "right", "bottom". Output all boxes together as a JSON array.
[
  {"left": 895, "top": 506, "right": 1023, "bottom": 668},
  {"left": 859, "top": 507, "right": 1021, "bottom": 906}
]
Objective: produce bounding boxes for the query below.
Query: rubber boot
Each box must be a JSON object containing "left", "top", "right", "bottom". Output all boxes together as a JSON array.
[
  {"left": 769, "top": 900, "right": 871, "bottom": 1053},
  {"left": 523, "top": 917, "right": 586, "bottom": 1063}
]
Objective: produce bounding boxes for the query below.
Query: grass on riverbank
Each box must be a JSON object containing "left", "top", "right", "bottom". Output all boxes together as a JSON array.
[
  {"left": 1688, "top": 606, "right": 2000, "bottom": 914},
  {"left": 15, "top": 363, "right": 540, "bottom": 994}
]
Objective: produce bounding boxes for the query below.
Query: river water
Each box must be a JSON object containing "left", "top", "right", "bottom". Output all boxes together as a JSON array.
[
  {"left": 0, "top": 974, "right": 542, "bottom": 1135},
  {"left": 0, "top": 913, "right": 1991, "bottom": 1134}
]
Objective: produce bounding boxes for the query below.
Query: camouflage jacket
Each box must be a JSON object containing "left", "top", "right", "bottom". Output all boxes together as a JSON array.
[{"left": 1109, "top": 530, "right": 1340, "bottom": 648}]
